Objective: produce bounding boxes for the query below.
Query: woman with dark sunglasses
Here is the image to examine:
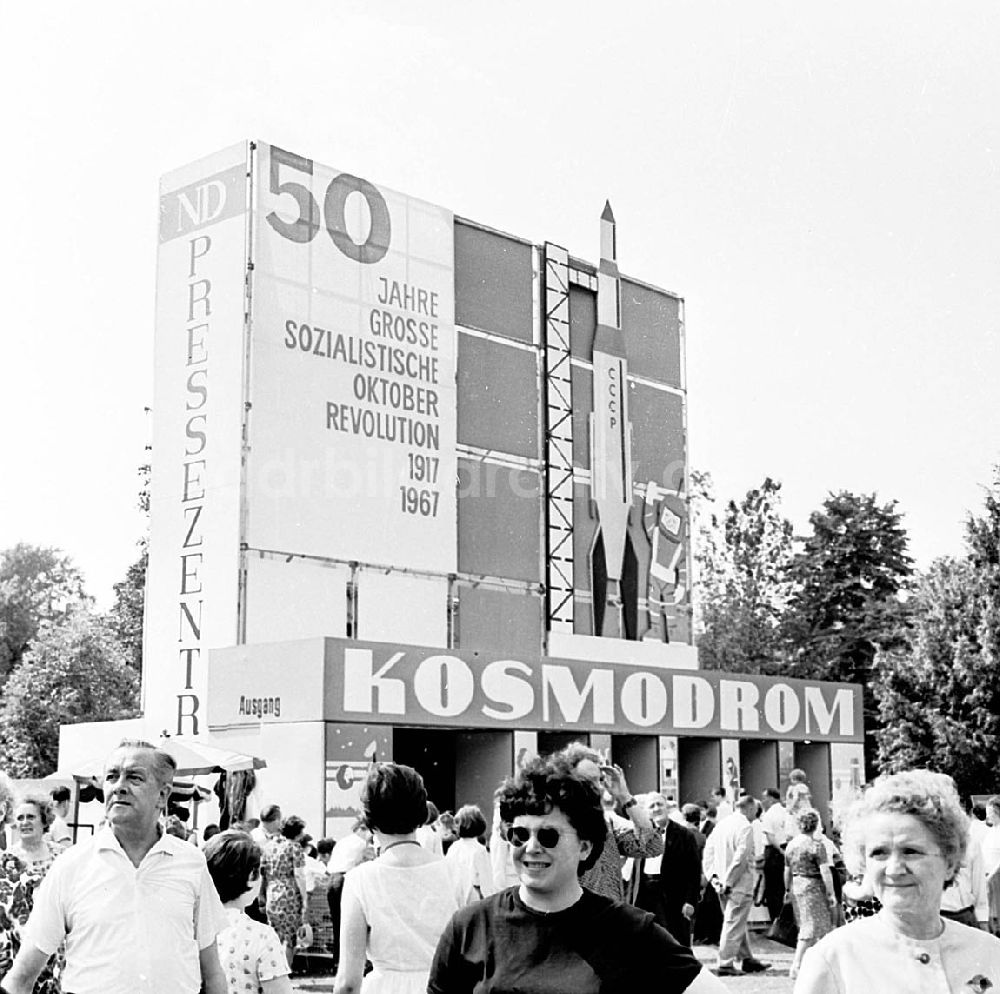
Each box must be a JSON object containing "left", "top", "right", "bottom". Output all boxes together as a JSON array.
[{"left": 428, "top": 756, "right": 726, "bottom": 994}]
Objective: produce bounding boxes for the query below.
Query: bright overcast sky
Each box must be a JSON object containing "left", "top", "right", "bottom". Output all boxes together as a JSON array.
[{"left": 2, "top": 2, "right": 998, "bottom": 606}]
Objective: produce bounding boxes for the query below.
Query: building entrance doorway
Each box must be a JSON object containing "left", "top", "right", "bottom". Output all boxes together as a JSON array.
[
  {"left": 392, "top": 727, "right": 457, "bottom": 814},
  {"left": 391, "top": 728, "right": 515, "bottom": 828}
]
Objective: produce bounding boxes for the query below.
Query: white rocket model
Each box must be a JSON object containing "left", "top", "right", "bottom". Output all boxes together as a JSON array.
[{"left": 590, "top": 202, "right": 633, "bottom": 638}]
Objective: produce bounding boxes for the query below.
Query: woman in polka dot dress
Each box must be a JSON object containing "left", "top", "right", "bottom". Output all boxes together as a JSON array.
[
  {"left": 205, "top": 830, "right": 293, "bottom": 994},
  {"left": 261, "top": 816, "right": 310, "bottom": 967}
]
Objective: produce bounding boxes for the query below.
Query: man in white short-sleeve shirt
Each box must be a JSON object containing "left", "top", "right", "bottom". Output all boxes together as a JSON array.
[{"left": 1, "top": 740, "right": 227, "bottom": 994}]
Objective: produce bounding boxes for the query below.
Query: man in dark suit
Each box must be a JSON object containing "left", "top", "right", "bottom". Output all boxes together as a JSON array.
[{"left": 633, "top": 792, "right": 702, "bottom": 946}]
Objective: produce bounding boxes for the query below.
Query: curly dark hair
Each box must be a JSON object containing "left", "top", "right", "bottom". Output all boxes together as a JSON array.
[
  {"left": 497, "top": 756, "right": 607, "bottom": 872},
  {"left": 362, "top": 763, "right": 428, "bottom": 835},
  {"left": 281, "top": 815, "right": 306, "bottom": 840},
  {"left": 556, "top": 742, "right": 602, "bottom": 770},
  {"left": 205, "top": 830, "right": 262, "bottom": 904},
  {"left": 795, "top": 807, "right": 820, "bottom": 834}
]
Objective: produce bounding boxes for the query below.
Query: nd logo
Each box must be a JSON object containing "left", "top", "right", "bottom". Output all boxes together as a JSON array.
[{"left": 177, "top": 180, "right": 227, "bottom": 228}]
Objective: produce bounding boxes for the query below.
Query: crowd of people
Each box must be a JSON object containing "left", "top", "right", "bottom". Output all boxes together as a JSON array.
[{"left": 2, "top": 743, "right": 1000, "bottom": 993}]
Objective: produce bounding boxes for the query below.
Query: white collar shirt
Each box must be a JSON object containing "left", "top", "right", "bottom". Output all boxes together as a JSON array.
[
  {"left": 982, "top": 825, "right": 1000, "bottom": 878},
  {"left": 701, "top": 822, "right": 721, "bottom": 881},
  {"left": 303, "top": 853, "right": 328, "bottom": 891},
  {"left": 968, "top": 817, "right": 988, "bottom": 852},
  {"left": 941, "top": 833, "right": 985, "bottom": 916},
  {"left": 22, "top": 825, "right": 226, "bottom": 994},
  {"left": 444, "top": 836, "right": 497, "bottom": 900},
  {"left": 249, "top": 825, "right": 278, "bottom": 847},
  {"left": 750, "top": 819, "right": 766, "bottom": 868},
  {"left": 327, "top": 833, "right": 369, "bottom": 874},
  {"left": 760, "top": 802, "right": 788, "bottom": 847},
  {"left": 48, "top": 814, "right": 73, "bottom": 850},
  {"left": 980, "top": 825, "right": 1000, "bottom": 876}
]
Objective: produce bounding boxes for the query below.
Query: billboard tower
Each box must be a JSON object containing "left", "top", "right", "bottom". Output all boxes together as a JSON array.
[{"left": 117, "top": 139, "right": 866, "bottom": 842}]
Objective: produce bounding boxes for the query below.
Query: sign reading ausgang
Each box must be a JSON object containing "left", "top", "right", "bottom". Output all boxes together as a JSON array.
[{"left": 208, "top": 638, "right": 863, "bottom": 743}]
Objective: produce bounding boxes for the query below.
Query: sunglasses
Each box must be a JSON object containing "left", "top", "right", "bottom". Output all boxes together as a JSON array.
[{"left": 503, "top": 824, "right": 568, "bottom": 849}]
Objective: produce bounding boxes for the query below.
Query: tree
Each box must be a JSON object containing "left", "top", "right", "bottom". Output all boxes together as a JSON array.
[
  {"left": 874, "top": 558, "right": 1000, "bottom": 795},
  {"left": 0, "top": 544, "right": 90, "bottom": 681},
  {"left": 106, "top": 541, "right": 147, "bottom": 673},
  {"left": 692, "top": 473, "right": 794, "bottom": 673},
  {"left": 875, "top": 471, "right": 1000, "bottom": 796},
  {"left": 781, "top": 492, "right": 913, "bottom": 776},
  {"left": 0, "top": 611, "right": 140, "bottom": 777},
  {"left": 104, "top": 461, "right": 151, "bottom": 673},
  {"left": 689, "top": 470, "right": 726, "bottom": 640},
  {"left": 782, "top": 492, "right": 913, "bottom": 684}
]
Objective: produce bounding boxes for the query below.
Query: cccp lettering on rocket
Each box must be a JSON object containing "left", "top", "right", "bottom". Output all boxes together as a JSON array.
[{"left": 589, "top": 202, "right": 634, "bottom": 639}]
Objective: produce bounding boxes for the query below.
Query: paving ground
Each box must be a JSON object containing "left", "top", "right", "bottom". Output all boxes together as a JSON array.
[
  {"left": 691, "top": 934, "right": 796, "bottom": 993},
  {"left": 291, "top": 930, "right": 798, "bottom": 992}
]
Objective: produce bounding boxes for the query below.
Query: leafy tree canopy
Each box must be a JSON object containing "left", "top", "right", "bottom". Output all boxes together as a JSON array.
[
  {"left": 875, "top": 471, "right": 1000, "bottom": 796},
  {"left": 692, "top": 472, "right": 794, "bottom": 674},
  {"left": 0, "top": 544, "right": 90, "bottom": 681},
  {"left": 103, "top": 460, "right": 151, "bottom": 673},
  {"left": 782, "top": 491, "right": 914, "bottom": 684},
  {"left": 0, "top": 611, "right": 140, "bottom": 777},
  {"left": 105, "top": 540, "right": 147, "bottom": 673}
]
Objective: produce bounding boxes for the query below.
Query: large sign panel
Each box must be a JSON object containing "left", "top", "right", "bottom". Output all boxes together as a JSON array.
[
  {"left": 246, "top": 143, "right": 457, "bottom": 573},
  {"left": 208, "top": 638, "right": 863, "bottom": 743},
  {"left": 146, "top": 143, "right": 249, "bottom": 735}
]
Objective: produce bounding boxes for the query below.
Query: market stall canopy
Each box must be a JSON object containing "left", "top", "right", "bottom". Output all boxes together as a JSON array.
[
  {"left": 158, "top": 736, "right": 267, "bottom": 777},
  {"left": 47, "top": 736, "right": 266, "bottom": 781}
]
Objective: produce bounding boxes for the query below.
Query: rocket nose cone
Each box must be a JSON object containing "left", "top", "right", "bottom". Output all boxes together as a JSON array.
[{"left": 601, "top": 200, "right": 615, "bottom": 223}]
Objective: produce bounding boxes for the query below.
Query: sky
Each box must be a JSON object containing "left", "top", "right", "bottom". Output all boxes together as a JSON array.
[{"left": 2, "top": 2, "right": 998, "bottom": 607}]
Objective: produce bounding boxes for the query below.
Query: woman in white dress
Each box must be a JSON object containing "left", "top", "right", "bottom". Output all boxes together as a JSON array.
[
  {"left": 444, "top": 805, "right": 496, "bottom": 904},
  {"left": 334, "top": 764, "right": 466, "bottom": 994}
]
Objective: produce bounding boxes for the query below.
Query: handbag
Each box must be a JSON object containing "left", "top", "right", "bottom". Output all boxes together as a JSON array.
[
  {"left": 295, "top": 922, "right": 314, "bottom": 950},
  {"left": 767, "top": 899, "right": 798, "bottom": 947}
]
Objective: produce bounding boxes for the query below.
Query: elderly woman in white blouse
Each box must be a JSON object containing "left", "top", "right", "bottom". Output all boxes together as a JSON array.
[{"left": 795, "top": 769, "right": 1000, "bottom": 994}]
